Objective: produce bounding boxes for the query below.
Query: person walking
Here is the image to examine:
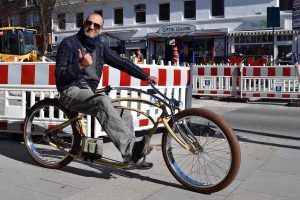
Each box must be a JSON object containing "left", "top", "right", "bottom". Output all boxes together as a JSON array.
[
  {"left": 137, "top": 49, "right": 144, "bottom": 64},
  {"left": 130, "top": 50, "right": 137, "bottom": 63},
  {"left": 55, "top": 12, "right": 157, "bottom": 168}
]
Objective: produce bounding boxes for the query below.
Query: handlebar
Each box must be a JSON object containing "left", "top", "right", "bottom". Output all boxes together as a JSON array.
[
  {"left": 96, "top": 82, "right": 183, "bottom": 111},
  {"left": 148, "top": 82, "right": 183, "bottom": 111},
  {"left": 95, "top": 85, "right": 112, "bottom": 94}
]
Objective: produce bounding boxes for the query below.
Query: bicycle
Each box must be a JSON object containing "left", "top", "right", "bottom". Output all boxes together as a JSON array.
[{"left": 23, "top": 82, "right": 241, "bottom": 194}]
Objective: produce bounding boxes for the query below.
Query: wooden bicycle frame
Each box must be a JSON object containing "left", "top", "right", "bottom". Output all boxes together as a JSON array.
[{"left": 46, "top": 96, "right": 196, "bottom": 169}]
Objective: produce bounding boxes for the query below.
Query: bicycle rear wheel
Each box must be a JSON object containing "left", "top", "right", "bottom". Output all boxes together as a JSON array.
[
  {"left": 23, "top": 98, "right": 81, "bottom": 169},
  {"left": 162, "top": 108, "right": 240, "bottom": 193}
]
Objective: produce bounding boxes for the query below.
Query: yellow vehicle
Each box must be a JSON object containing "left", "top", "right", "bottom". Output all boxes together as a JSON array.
[{"left": 0, "top": 27, "right": 39, "bottom": 62}]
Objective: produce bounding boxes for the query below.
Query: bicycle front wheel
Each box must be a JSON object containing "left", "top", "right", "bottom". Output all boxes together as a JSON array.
[
  {"left": 162, "top": 108, "right": 240, "bottom": 193},
  {"left": 23, "top": 98, "right": 81, "bottom": 169}
]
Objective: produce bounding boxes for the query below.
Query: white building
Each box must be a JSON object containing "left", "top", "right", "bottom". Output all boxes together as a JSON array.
[{"left": 51, "top": 0, "right": 295, "bottom": 65}]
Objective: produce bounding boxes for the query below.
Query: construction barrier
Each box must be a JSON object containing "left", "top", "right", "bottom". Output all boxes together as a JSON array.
[
  {"left": 192, "top": 64, "right": 240, "bottom": 97},
  {"left": 192, "top": 64, "right": 300, "bottom": 99},
  {"left": 0, "top": 62, "right": 191, "bottom": 137}
]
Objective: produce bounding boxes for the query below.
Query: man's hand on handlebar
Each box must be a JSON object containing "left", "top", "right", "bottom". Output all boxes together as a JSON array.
[{"left": 148, "top": 76, "right": 158, "bottom": 84}]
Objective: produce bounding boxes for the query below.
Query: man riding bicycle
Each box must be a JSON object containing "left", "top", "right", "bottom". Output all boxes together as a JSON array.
[{"left": 55, "top": 12, "right": 157, "bottom": 168}]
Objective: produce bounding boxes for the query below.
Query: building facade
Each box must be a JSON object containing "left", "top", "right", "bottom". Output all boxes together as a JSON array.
[
  {"left": 3, "top": 0, "right": 295, "bottom": 65},
  {"left": 0, "top": 0, "right": 40, "bottom": 29}
]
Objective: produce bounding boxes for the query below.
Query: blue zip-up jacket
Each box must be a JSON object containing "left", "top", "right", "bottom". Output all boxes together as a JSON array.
[{"left": 55, "top": 34, "right": 149, "bottom": 92}]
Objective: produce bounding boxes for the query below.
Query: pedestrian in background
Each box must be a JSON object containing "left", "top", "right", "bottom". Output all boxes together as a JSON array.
[
  {"left": 137, "top": 49, "right": 144, "bottom": 64},
  {"left": 130, "top": 50, "right": 137, "bottom": 63}
]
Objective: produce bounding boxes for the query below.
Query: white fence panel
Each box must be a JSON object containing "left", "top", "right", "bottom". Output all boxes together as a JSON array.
[{"left": 0, "top": 62, "right": 191, "bottom": 137}]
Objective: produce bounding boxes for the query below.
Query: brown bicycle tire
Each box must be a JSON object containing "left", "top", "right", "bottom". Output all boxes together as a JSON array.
[
  {"left": 23, "top": 98, "right": 81, "bottom": 169},
  {"left": 162, "top": 108, "right": 241, "bottom": 193}
]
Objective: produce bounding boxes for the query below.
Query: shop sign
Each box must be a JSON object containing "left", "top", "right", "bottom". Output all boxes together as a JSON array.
[
  {"left": 274, "top": 79, "right": 283, "bottom": 92},
  {"left": 158, "top": 24, "right": 196, "bottom": 34},
  {"left": 293, "top": 0, "right": 300, "bottom": 30},
  {"left": 214, "top": 38, "right": 225, "bottom": 57},
  {"left": 244, "top": 20, "right": 284, "bottom": 30},
  {"left": 203, "top": 78, "right": 212, "bottom": 90}
]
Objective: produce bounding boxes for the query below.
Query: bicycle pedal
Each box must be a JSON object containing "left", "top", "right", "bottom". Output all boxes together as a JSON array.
[
  {"left": 82, "top": 152, "right": 102, "bottom": 162},
  {"left": 143, "top": 145, "right": 153, "bottom": 155}
]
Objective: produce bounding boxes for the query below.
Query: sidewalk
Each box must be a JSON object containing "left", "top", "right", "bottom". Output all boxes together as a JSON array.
[{"left": 0, "top": 131, "right": 300, "bottom": 200}]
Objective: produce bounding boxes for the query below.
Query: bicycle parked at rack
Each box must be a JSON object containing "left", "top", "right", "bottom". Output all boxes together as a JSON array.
[{"left": 23, "top": 82, "right": 241, "bottom": 194}]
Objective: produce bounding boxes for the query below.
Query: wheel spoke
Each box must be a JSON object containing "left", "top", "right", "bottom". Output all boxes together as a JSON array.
[
  {"left": 162, "top": 109, "right": 240, "bottom": 193},
  {"left": 23, "top": 99, "right": 80, "bottom": 169}
]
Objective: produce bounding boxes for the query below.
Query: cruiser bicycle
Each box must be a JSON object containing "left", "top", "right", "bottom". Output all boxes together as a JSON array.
[{"left": 23, "top": 82, "right": 241, "bottom": 194}]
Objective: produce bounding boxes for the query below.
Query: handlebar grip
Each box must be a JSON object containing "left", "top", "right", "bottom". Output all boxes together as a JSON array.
[{"left": 95, "top": 85, "right": 112, "bottom": 94}]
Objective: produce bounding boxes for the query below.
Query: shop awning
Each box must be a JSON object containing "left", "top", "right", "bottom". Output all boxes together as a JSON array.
[
  {"left": 147, "top": 29, "right": 228, "bottom": 39},
  {"left": 125, "top": 40, "right": 147, "bottom": 49},
  {"left": 103, "top": 28, "right": 139, "bottom": 40},
  {"left": 228, "top": 30, "right": 299, "bottom": 36}
]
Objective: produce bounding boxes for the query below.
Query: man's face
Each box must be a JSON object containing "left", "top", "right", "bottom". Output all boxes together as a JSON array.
[{"left": 83, "top": 14, "right": 103, "bottom": 39}]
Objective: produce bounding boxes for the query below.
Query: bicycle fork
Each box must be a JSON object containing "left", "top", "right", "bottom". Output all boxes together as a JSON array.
[{"left": 157, "top": 107, "right": 200, "bottom": 154}]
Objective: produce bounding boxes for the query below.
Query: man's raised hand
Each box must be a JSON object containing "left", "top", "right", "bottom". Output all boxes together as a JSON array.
[{"left": 78, "top": 49, "right": 93, "bottom": 69}]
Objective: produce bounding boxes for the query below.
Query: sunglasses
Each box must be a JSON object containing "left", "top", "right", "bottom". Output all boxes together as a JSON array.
[{"left": 85, "top": 20, "right": 102, "bottom": 30}]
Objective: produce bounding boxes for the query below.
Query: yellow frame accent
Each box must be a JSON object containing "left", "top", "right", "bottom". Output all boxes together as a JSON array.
[{"left": 47, "top": 97, "right": 196, "bottom": 168}]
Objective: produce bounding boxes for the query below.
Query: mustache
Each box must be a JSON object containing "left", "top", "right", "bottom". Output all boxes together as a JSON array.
[{"left": 86, "top": 28, "right": 95, "bottom": 31}]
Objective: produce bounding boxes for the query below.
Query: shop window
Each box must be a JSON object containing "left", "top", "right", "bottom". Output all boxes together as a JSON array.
[
  {"left": 114, "top": 8, "right": 123, "bottom": 25},
  {"left": 235, "top": 35, "right": 273, "bottom": 44},
  {"left": 212, "top": 0, "right": 224, "bottom": 17},
  {"left": 278, "top": 45, "right": 292, "bottom": 64},
  {"left": 194, "top": 38, "right": 215, "bottom": 64},
  {"left": 257, "top": 36, "right": 263, "bottom": 43},
  {"left": 135, "top": 4, "right": 146, "bottom": 23},
  {"left": 94, "top": 10, "right": 102, "bottom": 16},
  {"left": 240, "top": 37, "right": 245, "bottom": 43},
  {"left": 159, "top": 3, "right": 170, "bottom": 21},
  {"left": 184, "top": 0, "right": 196, "bottom": 19},
  {"left": 262, "top": 35, "right": 269, "bottom": 43},
  {"left": 234, "top": 36, "right": 239, "bottom": 43},
  {"left": 250, "top": 36, "right": 256, "bottom": 43},
  {"left": 277, "top": 35, "right": 293, "bottom": 41},
  {"left": 76, "top": 12, "right": 83, "bottom": 28},
  {"left": 245, "top": 36, "right": 251, "bottom": 43},
  {"left": 235, "top": 44, "right": 272, "bottom": 56},
  {"left": 58, "top": 13, "right": 66, "bottom": 30},
  {"left": 100, "top": 34, "right": 123, "bottom": 54},
  {"left": 279, "top": 0, "right": 292, "bottom": 11},
  {"left": 269, "top": 35, "right": 274, "bottom": 42}
]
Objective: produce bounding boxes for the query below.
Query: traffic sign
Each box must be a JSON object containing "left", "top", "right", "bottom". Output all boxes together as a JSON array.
[{"left": 267, "top": 7, "right": 280, "bottom": 28}]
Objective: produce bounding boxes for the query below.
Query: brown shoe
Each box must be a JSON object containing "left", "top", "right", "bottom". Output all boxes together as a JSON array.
[{"left": 134, "top": 160, "right": 153, "bottom": 169}]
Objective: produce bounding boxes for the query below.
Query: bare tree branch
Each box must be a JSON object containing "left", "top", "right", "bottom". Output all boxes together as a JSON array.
[{"left": 33, "top": 0, "right": 57, "bottom": 55}]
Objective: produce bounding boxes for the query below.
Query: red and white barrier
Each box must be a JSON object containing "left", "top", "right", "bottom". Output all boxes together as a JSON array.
[
  {"left": 193, "top": 64, "right": 300, "bottom": 100},
  {"left": 240, "top": 66, "right": 300, "bottom": 99},
  {"left": 0, "top": 62, "right": 191, "bottom": 137},
  {"left": 0, "top": 63, "right": 56, "bottom": 85},
  {"left": 192, "top": 64, "right": 240, "bottom": 96}
]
